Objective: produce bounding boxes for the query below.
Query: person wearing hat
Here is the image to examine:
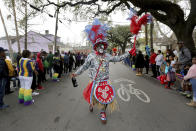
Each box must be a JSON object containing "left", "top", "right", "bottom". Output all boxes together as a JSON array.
[
  {"left": 71, "top": 19, "right": 133, "bottom": 124},
  {"left": 176, "top": 41, "right": 192, "bottom": 71},
  {"left": 0, "top": 47, "right": 9, "bottom": 109}
]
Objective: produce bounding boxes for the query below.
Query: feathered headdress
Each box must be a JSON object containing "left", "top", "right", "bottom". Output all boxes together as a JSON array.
[{"left": 84, "top": 19, "right": 109, "bottom": 51}]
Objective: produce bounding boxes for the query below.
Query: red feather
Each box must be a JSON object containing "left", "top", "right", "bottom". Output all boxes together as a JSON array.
[
  {"left": 130, "top": 14, "right": 150, "bottom": 35},
  {"left": 112, "top": 48, "right": 117, "bottom": 52},
  {"left": 129, "top": 12, "right": 150, "bottom": 56}
]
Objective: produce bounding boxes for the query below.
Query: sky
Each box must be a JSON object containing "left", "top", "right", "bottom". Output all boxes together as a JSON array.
[
  {"left": 0, "top": 1, "right": 190, "bottom": 47},
  {"left": 0, "top": 1, "right": 130, "bottom": 46}
]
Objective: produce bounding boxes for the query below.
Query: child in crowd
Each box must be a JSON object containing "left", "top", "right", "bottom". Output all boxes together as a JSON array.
[
  {"left": 169, "top": 55, "right": 176, "bottom": 72},
  {"left": 164, "top": 60, "right": 176, "bottom": 89},
  {"left": 184, "top": 56, "right": 196, "bottom": 107}
]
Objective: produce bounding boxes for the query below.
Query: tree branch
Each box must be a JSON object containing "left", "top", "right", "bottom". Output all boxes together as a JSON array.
[
  {"left": 137, "top": 9, "right": 145, "bottom": 16},
  {"left": 46, "top": 0, "right": 99, "bottom": 8},
  {"left": 130, "top": 0, "right": 185, "bottom": 25},
  {"left": 186, "top": 0, "right": 196, "bottom": 34},
  {"left": 150, "top": 10, "right": 169, "bottom": 26},
  {"left": 96, "top": 2, "right": 122, "bottom": 15},
  {"left": 123, "top": 1, "right": 130, "bottom": 9}
]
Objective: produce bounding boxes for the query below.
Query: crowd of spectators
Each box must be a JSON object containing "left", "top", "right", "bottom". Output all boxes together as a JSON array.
[
  {"left": 124, "top": 41, "right": 196, "bottom": 107},
  {"left": 0, "top": 47, "right": 87, "bottom": 109}
]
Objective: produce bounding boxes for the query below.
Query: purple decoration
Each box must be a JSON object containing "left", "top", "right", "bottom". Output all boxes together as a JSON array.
[
  {"left": 19, "top": 99, "right": 24, "bottom": 104},
  {"left": 24, "top": 101, "right": 33, "bottom": 106}
]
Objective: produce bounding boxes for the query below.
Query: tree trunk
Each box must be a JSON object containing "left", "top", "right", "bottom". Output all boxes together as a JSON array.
[
  {"left": 24, "top": 0, "right": 27, "bottom": 50},
  {"left": 150, "top": 20, "right": 154, "bottom": 49},
  {"left": 145, "top": 13, "right": 148, "bottom": 46},
  {"left": 175, "top": 27, "right": 196, "bottom": 55},
  {"left": 0, "top": 8, "right": 14, "bottom": 61},
  {"left": 12, "top": 0, "right": 21, "bottom": 53},
  {"left": 121, "top": 44, "right": 126, "bottom": 54}
]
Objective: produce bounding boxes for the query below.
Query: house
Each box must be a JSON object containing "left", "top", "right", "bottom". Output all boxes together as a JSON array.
[
  {"left": 0, "top": 30, "right": 66, "bottom": 53},
  {"left": 0, "top": 35, "right": 21, "bottom": 50}
]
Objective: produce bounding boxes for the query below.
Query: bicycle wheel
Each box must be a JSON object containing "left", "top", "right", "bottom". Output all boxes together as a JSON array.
[
  {"left": 117, "top": 87, "right": 130, "bottom": 102},
  {"left": 134, "top": 89, "right": 150, "bottom": 103}
]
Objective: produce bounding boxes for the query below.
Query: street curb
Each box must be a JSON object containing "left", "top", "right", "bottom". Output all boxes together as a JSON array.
[{"left": 123, "top": 63, "right": 182, "bottom": 91}]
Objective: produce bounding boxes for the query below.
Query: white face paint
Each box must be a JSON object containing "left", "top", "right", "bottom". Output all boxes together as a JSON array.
[
  {"left": 99, "top": 48, "right": 104, "bottom": 53},
  {"left": 97, "top": 44, "right": 105, "bottom": 54}
]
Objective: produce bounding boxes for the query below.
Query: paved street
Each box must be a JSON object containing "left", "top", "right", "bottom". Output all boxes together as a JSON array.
[{"left": 0, "top": 63, "right": 196, "bottom": 131}]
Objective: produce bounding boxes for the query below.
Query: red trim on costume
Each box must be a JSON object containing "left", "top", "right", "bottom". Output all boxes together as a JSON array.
[{"left": 83, "top": 60, "right": 103, "bottom": 104}]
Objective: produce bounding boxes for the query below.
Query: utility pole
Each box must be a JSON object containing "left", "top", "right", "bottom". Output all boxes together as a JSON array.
[
  {"left": 0, "top": 8, "right": 14, "bottom": 61},
  {"left": 54, "top": 0, "right": 60, "bottom": 52},
  {"left": 24, "top": 0, "right": 28, "bottom": 50},
  {"left": 12, "top": 0, "right": 21, "bottom": 53}
]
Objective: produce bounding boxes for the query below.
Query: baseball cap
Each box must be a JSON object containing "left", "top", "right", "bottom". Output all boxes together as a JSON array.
[{"left": 0, "top": 47, "right": 8, "bottom": 52}]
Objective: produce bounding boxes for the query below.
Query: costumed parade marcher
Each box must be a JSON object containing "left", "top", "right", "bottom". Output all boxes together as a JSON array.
[
  {"left": 72, "top": 12, "right": 151, "bottom": 124},
  {"left": 72, "top": 19, "right": 130, "bottom": 124}
]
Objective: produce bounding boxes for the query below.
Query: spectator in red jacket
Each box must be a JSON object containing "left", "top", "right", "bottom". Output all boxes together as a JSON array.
[
  {"left": 150, "top": 49, "right": 157, "bottom": 78},
  {"left": 36, "top": 52, "right": 44, "bottom": 90}
]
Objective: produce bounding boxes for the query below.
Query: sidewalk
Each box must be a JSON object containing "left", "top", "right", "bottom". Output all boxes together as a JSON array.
[{"left": 123, "top": 63, "right": 188, "bottom": 97}]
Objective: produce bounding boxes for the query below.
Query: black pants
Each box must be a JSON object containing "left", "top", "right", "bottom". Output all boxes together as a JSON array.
[
  {"left": 146, "top": 67, "right": 149, "bottom": 74},
  {"left": 156, "top": 65, "right": 161, "bottom": 76},
  {"left": 81, "top": 60, "right": 84, "bottom": 65},
  {"left": 5, "top": 77, "right": 11, "bottom": 94},
  {"left": 145, "top": 63, "right": 149, "bottom": 74},
  {"left": 43, "top": 68, "right": 47, "bottom": 82},
  {"left": 37, "top": 70, "right": 43, "bottom": 86},
  {"left": 151, "top": 64, "right": 157, "bottom": 77},
  {"left": 64, "top": 63, "right": 69, "bottom": 73},
  {"left": 0, "top": 78, "right": 7, "bottom": 106},
  {"left": 167, "top": 81, "right": 174, "bottom": 88},
  {"left": 69, "top": 64, "right": 73, "bottom": 72},
  {"left": 59, "top": 64, "right": 63, "bottom": 78},
  {"left": 31, "top": 72, "right": 37, "bottom": 91}
]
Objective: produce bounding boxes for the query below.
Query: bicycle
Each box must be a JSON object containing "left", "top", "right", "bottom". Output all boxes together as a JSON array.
[{"left": 113, "top": 78, "right": 150, "bottom": 103}]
